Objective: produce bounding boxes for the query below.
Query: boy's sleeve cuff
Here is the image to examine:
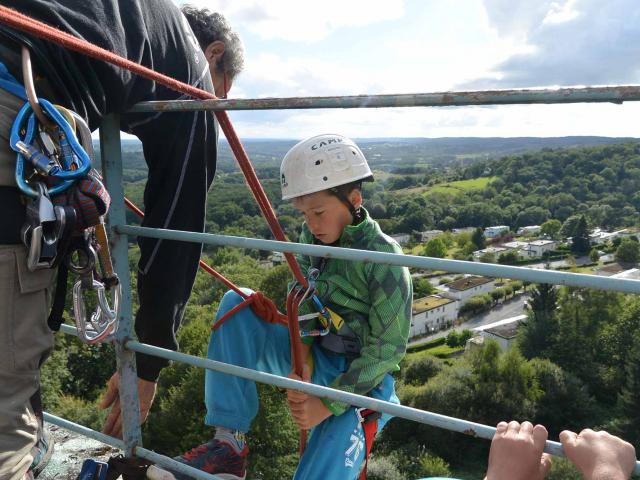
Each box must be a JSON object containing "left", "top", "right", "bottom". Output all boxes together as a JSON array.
[{"left": 321, "top": 397, "right": 349, "bottom": 416}]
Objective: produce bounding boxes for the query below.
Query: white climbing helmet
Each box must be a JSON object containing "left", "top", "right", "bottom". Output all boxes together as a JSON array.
[{"left": 280, "top": 134, "right": 373, "bottom": 200}]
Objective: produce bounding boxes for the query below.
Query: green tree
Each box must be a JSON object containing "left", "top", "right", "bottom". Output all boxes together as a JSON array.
[
  {"left": 570, "top": 215, "right": 590, "bottom": 254},
  {"left": 498, "top": 250, "right": 520, "bottom": 265},
  {"left": 490, "top": 288, "right": 505, "bottom": 303},
  {"left": 518, "top": 284, "right": 558, "bottom": 360},
  {"left": 615, "top": 332, "right": 640, "bottom": 447},
  {"left": 479, "top": 251, "right": 496, "bottom": 263},
  {"left": 540, "top": 219, "right": 562, "bottom": 240},
  {"left": 549, "top": 288, "right": 624, "bottom": 403},
  {"left": 424, "top": 237, "right": 447, "bottom": 258},
  {"left": 589, "top": 247, "right": 600, "bottom": 263},
  {"left": 403, "top": 355, "right": 443, "bottom": 385},
  {"left": 560, "top": 215, "right": 583, "bottom": 239},
  {"left": 445, "top": 331, "right": 460, "bottom": 347},
  {"left": 258, "top": 263, "right": 293, "bottom": 311},
  {"left": 615, "top": 237, "right": 640, "bottom": 264},
  {"left": 530, "top": 358, "right": 596, "bottom": 436},
  {"left": 471, "top": 227, "right": 486, "bottom": 250},
  {"left": 413, "top": 277, "right": 436, "bottom": 298}
]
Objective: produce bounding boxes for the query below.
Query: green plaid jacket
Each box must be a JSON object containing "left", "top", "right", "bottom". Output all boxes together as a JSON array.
[{"left": 296, "top": 208, "right": 412, "bottom": 416}]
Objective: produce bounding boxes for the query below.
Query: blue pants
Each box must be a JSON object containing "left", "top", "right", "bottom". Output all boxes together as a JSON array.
[{"left": 205, "top": 290, "right": 399, "bottom": 480}]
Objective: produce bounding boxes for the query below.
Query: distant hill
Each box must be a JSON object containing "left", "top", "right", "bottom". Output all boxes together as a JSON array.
[
  {"left": 99, "top": 136, "right": 639, "bottom": 177},
  {"left": 218, "top": 136, "right": 639, "bottom": 173}
]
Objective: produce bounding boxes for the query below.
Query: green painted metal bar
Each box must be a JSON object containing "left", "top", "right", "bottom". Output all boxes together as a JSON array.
[
  {"left": 129, "top": 85, "right": 640, "bottom": 112},
  {"left": 99, "top": 115, "right": 143, "bottom": 455},
  {"left": 117, "top": 225, "right": 640, "bottom": 294}
]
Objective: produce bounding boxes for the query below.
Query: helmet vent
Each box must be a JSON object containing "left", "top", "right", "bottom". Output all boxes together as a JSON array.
[{"left": 315, "top": 159, "right": 322, "bottom": 165}]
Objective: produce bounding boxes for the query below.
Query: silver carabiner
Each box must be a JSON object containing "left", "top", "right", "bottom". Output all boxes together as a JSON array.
[
  {"left": 72, "top": 279, "right": 118, "bottom": 344},
  {"left": 97, "top": 278, "right": 121, "bottom": 324}
]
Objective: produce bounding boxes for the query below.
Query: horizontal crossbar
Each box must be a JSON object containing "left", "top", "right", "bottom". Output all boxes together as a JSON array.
[
  {"left": 117, "top": 224, "right": 640, "bottom": 294},
  {"left": 55, "top": 324, "right": 640, "bottom": 475},
  {"left": 129, "top": 85, "right": 640, "bottom": 112}
]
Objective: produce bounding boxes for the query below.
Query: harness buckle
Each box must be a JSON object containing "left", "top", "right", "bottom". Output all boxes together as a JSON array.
[
  {"left": 21, "top": 182, "right": 67, "bottom": 271},
  {"left": 297, "top": 268, "right": 334, "bottom": 337},
  {"left": 356, "top": 407, "right": 382, "bottom": 425}
]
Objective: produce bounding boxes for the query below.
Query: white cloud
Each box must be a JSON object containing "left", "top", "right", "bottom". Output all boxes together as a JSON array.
[
  {"left": 177, "top": 0, "right": 405, "bottom": 42},
  {"left": 225, "top": 102, "right": 640, "bottom": 139},
  {"left": 542, "top": 0, "right": 580, "bottom": 25},
  {"left": 469, "top": 0, "right": 640, "bottom": 88}
]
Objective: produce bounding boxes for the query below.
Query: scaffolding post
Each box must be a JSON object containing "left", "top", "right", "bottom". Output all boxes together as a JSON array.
[{"left": 99, "top": 115, "right": 143, "bottom": 455}]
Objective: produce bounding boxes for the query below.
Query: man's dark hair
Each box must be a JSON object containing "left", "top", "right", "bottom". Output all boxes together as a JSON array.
[{"left": 181, "top": 5, "right": 245, "bottom": 80}]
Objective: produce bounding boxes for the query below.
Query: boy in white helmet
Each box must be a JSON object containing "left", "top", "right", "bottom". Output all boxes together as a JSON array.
[{"left": 174, "top": 134, "right": 412, "bottom": 480}]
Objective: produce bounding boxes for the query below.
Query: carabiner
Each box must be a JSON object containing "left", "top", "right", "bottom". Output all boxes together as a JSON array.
[
  {"left": 10, "top": 100, "right": 92, "bottom": 198},
  {"left": 21, "top": 46, "right": 53, "bottom": 130},
  {"left": 72, "top": 278, "right": 118, "bottom": 344},
  {"left": 96, "top": 276, "right": 121, "bottom": 324}
]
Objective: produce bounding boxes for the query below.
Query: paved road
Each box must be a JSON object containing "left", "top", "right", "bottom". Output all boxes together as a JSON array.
[{"left": 408, "top": 293, "right": 530, "bottom": 347}]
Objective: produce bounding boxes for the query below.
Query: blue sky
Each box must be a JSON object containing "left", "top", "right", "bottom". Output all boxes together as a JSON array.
[{"left": 173, "top": 0, "right": 640, "bottom": 139}]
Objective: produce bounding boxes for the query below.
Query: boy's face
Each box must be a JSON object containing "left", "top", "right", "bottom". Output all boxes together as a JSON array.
[{"left": 293, "top": 190, "right": 360, "bottom": 244}]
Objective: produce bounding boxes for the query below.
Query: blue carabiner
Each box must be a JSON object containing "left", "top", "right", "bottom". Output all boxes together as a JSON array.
[{"left": 10, "top": 99, "right": 91, "bottom": 198}]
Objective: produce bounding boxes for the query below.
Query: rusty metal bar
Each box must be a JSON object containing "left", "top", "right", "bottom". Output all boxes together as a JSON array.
[{"left": 129, "top": 85, "right": 640, "bottom": 112}]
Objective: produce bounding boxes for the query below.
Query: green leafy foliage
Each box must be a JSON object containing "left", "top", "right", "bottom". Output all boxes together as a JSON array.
[
  {"left": 424, "top": 237, "right": 447, "bottom": 258},
  {"left": 615, "top": 237, "right": 640, "bottom": 264}
]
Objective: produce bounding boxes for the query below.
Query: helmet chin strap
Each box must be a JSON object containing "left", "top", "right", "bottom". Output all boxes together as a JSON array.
[{"left": 329, "top": 187, "right": 364, "bottom": 225}]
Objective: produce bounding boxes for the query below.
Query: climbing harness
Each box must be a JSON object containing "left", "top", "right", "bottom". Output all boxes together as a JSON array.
[
  {"left": 293, "top": 268, "right": 333, "bottom": 337},
  {"left": 356, "top": 407, "right": 382, "bottom": 480},
  {"left": 0, "top": 46, "right": 120, "bottom": 343}
]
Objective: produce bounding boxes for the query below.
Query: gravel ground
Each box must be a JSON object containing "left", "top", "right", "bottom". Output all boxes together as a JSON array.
[{"left": 39, "top": 424, "right": 122, "bottom": 480}]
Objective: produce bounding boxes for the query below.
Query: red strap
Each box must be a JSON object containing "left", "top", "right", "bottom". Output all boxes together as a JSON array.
[
  {"left": 212, "top": 291, "right": 287, "bottom": 331},
  {"left": 53, "top": 174, "right": 110, "bottom": 231},
  {"left": 359, "top": 410, "right": 379, "bottom": 480}
]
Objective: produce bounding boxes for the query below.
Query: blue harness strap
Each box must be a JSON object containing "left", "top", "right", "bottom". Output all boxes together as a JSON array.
[{"left": 0, "top": 59, "right": 27, "bottom": 101}]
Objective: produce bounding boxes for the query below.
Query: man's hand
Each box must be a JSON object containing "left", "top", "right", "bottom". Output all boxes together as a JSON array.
[
  {"left": 100, "top": 372, "right": 157, "bottom": 438},
  {"left": 485, "top": 421, "right": 552, "bottom": 480},
  {"left": 286, "top": 364, "right": 332, "bottom": 430},
  {"left": 560, "top": 429, "right": 636, "bottom": 480}
]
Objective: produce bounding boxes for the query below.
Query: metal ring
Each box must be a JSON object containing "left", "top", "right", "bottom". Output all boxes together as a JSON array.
[{"left": 66, "top": 243, "right": 97, "bottom": 275}]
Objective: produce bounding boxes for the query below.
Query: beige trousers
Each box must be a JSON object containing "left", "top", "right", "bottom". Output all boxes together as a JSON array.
[
  {"left": 0, "top": 87, "right": 56, "bottom": 479},
  {"left": 0, "top": 246, "right": 55, "bottom": 480}
]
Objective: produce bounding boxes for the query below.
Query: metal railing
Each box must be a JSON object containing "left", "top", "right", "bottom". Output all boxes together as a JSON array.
[{"left": 47, "top": 86, "right": 640, "bottom": 478}]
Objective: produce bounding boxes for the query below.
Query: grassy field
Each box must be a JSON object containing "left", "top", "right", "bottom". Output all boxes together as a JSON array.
[
  {"left": 426, "top": 177, "right": 496, "bottom": 195},
  {"left": 396, "top": 176, "right": 496, "bottom": 196},
  {"left": 406, "top": 342, "right": 465, "bottom": 361}
]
